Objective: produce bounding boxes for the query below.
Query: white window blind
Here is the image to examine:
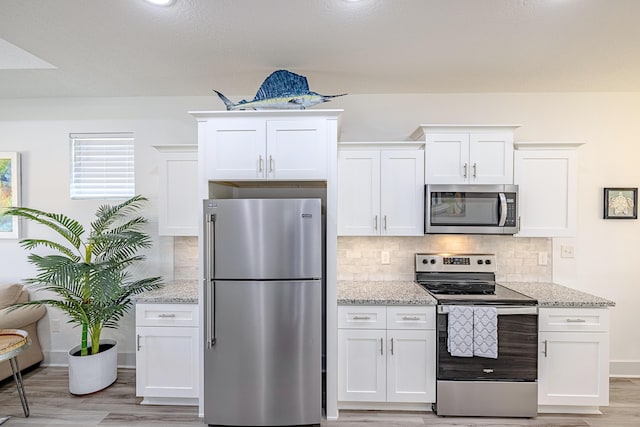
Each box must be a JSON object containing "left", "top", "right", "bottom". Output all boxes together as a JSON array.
[{"left": 70, "top": 133, "right": 135, "bottom": 199}]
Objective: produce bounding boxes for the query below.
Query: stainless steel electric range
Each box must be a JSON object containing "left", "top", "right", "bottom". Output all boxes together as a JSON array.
[{"left": 415, "top": 253, "right": 538, "bottom": 418}]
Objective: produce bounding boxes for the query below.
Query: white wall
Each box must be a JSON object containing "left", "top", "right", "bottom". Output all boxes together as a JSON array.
[{"left": 1, "top": 92, "right": 638, "bottom": 375}]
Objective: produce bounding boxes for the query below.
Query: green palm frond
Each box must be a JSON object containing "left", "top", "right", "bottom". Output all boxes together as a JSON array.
[
  {"left": 4, "top": 206, "right": 85, "bottom": 251},
  {"left": 7, "top": 195, "right": 163, "bottom": 357}
]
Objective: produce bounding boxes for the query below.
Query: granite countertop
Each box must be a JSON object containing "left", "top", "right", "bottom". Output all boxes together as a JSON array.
[
  {"left": 337, "top": 280, "right": 437, "bottom": 306},
  {"left": 133, "top": 280, "right": 198, "bottom": 304},
  {"left": 500, "top": 282, "right": 615, "bottom": 308}
]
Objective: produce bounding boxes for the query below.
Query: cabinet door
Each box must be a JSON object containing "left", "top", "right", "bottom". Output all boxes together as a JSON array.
[
  {"left": 202, "top": 118, "right": 266, "bottom": 180},
  {"left": 337, "top": 150, "right": 381, "bottom": 235},
  {"left": 538, "top": 331, "right": 609, "bottom": 406},
  {"left": 380, "top": 150, "right": 424, "bottom": 236},
  {"left": 514, "top": 149, "right": 577, "bottom": 237},
  {"left": 135, "top": 326, "right": 200, "bottom": 399},
  {"left": 338, "top": 329, "right": 386, "bottom": 402},
  {"left": 469, "top": 132, "right": 514, "bottom": 184},
  {"left": 425, "top": 133, "right": 469, "bottom": 184},
  {"left": 266, "top": 119, "right": 328, "bottom": 180},
  {"left": 386, "top": 329, "right": 436, "bottom": 403},
  {"left": 157, "top": 148, "right": 198, "bottom": 236}
]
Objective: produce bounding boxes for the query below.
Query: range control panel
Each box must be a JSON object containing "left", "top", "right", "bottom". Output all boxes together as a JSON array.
[{"left": 415, "top": 253, "right": 497, "bottom": 273}]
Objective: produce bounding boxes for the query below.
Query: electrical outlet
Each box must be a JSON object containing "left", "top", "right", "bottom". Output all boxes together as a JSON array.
[
  {"left": 381, "top": 251, "right": 390, "bottom": 265},
  {"left": 51, "top": 318, "right": 61, "bottom": 333},
  {"left": 561, "top": 245, "right": 575, "bottom": 258},
  {"left": 538, "top": 251, "right": 548, "bottom": 266}
]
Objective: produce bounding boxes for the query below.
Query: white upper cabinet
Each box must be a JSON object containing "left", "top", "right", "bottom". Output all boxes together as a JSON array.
[
  {"left": 154, "top": 145, "right": 198, "bottom": 236},
  {"left": 192, "top": 111, "right": 341, "bottom": 181},
  {"left": 514, "top": 142, "right": 583, "bottom": 237},
  {"left": 338, "top": 143, "right": 424, "bottom": 236},
  {"left": 411, "top": 125, "right": 518, "bottom": 184}
]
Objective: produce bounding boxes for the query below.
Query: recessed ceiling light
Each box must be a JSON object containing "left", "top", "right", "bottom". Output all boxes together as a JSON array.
[{"left": 145, "top": 0, "right": 175, "bottom": 6}]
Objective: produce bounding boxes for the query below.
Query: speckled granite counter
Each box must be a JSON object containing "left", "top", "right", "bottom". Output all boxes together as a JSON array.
[
  {"left": 337, "top": 281, "right": 436, "bottom": 306},
  {"left": 133, "top": 280, "right": 198, "bottom": 304},
  {"left": 501, "top": 282, "right": 615, "bottom": 308}
]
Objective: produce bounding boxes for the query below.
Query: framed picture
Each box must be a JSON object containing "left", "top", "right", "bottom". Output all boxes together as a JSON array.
[
  {"left": 604, "top": 187, "right": 637, "bottom": 219},
  {"left": 0, "top": 152, "right": 21, "bottom": 238}
]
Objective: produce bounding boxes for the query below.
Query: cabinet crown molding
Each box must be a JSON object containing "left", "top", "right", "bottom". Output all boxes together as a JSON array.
[
  {"left": 153, "top": 144, "right": 198, "bottom": 153},
  {"left": 339, "top": 141, "right": 424, "bottom": 150},
  {"left": 189, "top": 109, "right": 343, "bottom": 119},
  {"left": 514, "top": 141, "right": 585, "bottom": 150},
  {"left": 410, "top": 124, "right": 521, "bottom": 140}
]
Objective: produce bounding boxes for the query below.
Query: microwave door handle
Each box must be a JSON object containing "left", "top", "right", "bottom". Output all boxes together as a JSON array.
[{"left": 498, "top": 193, "right": 507, "bottom": 226}]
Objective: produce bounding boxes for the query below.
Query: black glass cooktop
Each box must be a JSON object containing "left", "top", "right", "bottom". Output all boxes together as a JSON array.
[{"left": 419, "top": 283, "right": 537, "bottom": 306}]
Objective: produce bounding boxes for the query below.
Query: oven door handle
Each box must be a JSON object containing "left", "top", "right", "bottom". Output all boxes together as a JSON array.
[{"left": 437, "top": 305, "right": 538, "bottom": 315}]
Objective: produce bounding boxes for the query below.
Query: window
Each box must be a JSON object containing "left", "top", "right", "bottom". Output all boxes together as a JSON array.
[{"left": 70, "top": 133, "right": 135, "bottom": 199}]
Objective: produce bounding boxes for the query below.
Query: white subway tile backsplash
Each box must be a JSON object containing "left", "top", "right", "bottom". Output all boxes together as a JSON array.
[
  {"left": 171, "top": 235, "right": 552, "bottom": 284},
  {"left": 337, "top": 235, "right": 552, "bottom": 283}
]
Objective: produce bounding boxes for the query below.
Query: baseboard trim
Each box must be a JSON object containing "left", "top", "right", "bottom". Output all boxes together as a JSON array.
[
  {"left": 43, "top": 350, "right": 135, "bottom": 369},
  {"left": 610, "top": 360, "right": 640, "bottom": 378}
]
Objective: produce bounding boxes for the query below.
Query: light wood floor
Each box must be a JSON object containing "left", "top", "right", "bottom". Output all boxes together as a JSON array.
[{"left": 0, "top": 367, "right": 638, "bottom": 426}]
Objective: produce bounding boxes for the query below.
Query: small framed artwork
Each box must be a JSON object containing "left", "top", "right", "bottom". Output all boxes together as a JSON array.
[
  {"left": 0, "top": 152, "right": 21, "bottom": 238},
  {"left": 604, "top": 187, "right": 637, "bottom": 219}
]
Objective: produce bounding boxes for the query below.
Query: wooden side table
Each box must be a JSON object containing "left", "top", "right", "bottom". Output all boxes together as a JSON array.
[{"left": 0, "top": 329, "right": 31, "bottom": 424}]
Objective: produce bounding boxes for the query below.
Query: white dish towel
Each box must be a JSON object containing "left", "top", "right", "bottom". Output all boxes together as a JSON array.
[
  {"left": 447, "top": 306, "right": 474, "bottom": 357},
  {"left": 473, "top": 306, "right": 498, "bottom": 359}
]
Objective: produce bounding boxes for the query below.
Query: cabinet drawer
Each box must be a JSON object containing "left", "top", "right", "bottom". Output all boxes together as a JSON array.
[
  {"left": 136, "top": 303, "right": 199, "bottom": 327},
  {"left": 539, "top": 308, "right": 609, "bottom": 332},
  {"left": 338, "top": 306, "right": 386, "bottom": 329},
  {"left": 387, "top": 306, "right": 435, "bottom": 330}
]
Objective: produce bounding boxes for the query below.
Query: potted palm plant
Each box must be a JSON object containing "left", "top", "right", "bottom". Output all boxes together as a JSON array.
[{"left": 5, "top": 195, "right": 163, "bottom": 394}]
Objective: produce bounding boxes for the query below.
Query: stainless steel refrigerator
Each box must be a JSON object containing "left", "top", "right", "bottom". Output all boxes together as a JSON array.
[{"left": 203, "top": 198, "right": 322, "bottom": 426}]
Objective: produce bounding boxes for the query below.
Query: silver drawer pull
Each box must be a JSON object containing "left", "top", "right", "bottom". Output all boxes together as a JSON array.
[
  {"left": 483, "top": 368, "right": 494, "bottom": 374},
  {"left": 566, "top": 318, "right": 587, "bottom": 323},
  {"left": 158, "top": 313, "right": 176, "bottom": 318},
  {"left": 352, "top": 316, "right": 372, "bottom": 320},
  {"left": 402, "top": 316, "right": 421, "bottom": 321}
]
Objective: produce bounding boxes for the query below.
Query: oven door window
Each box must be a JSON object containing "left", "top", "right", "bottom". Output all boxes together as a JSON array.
[{"left": 431, "top": 192, "right": 500, "bottom": 226}]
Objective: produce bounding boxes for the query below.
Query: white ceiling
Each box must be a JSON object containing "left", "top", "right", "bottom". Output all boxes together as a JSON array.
[{"left": 1, "top": 0, "right": 640, "bottom": 100}]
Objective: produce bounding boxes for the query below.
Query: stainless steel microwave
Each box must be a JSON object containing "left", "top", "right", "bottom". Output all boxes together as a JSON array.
[{"left": 425, "top": 184, "right": 519, "bottom": 234}]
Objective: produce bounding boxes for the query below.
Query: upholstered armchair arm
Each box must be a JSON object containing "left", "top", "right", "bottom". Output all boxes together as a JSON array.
[{"left": 0, "top": 304, "right": 46, "bottom": 329}]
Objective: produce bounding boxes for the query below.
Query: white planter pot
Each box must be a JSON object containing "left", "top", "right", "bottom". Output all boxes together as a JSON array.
[{"left": 68, "top": 339, "right": 118, "bottom": 395}]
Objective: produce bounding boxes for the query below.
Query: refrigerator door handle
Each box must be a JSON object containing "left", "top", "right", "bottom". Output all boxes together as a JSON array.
[{"left": 205, "top": 212, "right": 216, "bottom": 348}]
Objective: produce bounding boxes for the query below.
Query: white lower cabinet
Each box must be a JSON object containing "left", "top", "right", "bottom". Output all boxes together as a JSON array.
[
  {"left": 538, "top": 307, "right": 610, "bottom": 411},
  {"left": 337, "top": 305, "right": 436, "bottom": 408},
  {"left": 135, "top": 303, "right": 199, "bottom": 405}
]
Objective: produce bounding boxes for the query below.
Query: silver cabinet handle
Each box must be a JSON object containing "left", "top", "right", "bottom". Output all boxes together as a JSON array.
[
  {"left": 566, "top": 318, "right": 587, "bottom": 323},
  {"left": 258, "top": 155, "right": 264, "bottom": 173},
  {"left": 269, "top": 155, "right": 274, "bottom": 173},
  {"left": 473, "top": 162, "right": 477, "bottom": 178},
  {"left": 463, "top": 163, "right": 468, "bottom": 178},
  {"left": 383, "top": 215, "right": 387, "bottom": 230},
  {"left": 542, "top": 340, "right": 548, "bottom": 358},
  {"left": 137, "top": 334, "right": 141, "bottom": 351},
  {"left": 157, "top": 313, "right": 176, "bottom": 318},
  {"left": 374, "top": 215, "right": 378, "bottom": 230},
  {"left": 390, "top": 337, "right": 394, "bottom": 355},
  {"left": 352, "top": 316, "right": 371, "bottom": 320},
  {"left": 380, "top": 338, "right": 384, "bottom": 355},
  {"left": 402, "top": 316, "right": 420, "bottom": 321}
]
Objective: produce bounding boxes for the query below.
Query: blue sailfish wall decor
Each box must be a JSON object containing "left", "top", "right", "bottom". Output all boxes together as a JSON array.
[{"left": 214, "top": 70, "right": 346, "bottom": 110}]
